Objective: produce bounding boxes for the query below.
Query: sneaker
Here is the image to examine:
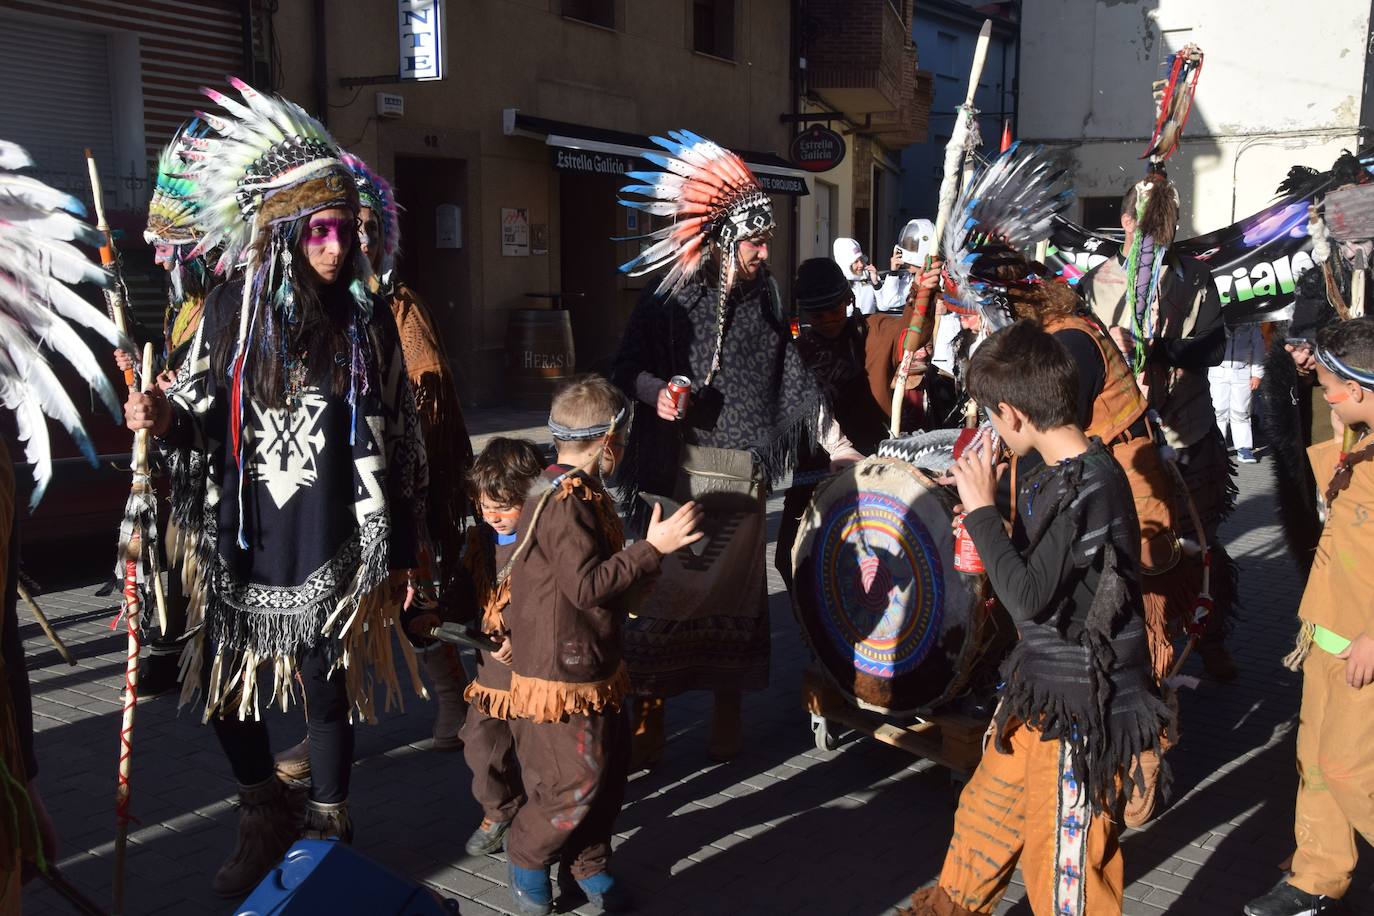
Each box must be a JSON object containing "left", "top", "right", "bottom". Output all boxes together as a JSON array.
[
  {"left": 560, "top": 869, "right": 631, "bottom": 914},
  {"left": 1237, "top": 447, "right": 1259, "bottom": 464},
  {"left": 1243, "top": 880, "right": 1340, "bottom": 915},
  {"left": 508, "top": 861, "right": 553, "bottom": 916},
  {"left": 464, "top": 817, "right": 510, "bottom": 856}
]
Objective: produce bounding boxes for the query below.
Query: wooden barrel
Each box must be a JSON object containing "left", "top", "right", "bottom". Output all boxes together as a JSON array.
[{"left": 506, "top": 308, "right": 576, "bottom": 405}]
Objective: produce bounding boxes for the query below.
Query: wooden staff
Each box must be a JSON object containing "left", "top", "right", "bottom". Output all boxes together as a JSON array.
[
  {"left": 112, "top": 343, "right": 153, "bottom": 916},
  {"left": 84, "top": 149, "right": 134, "bottom": 389},
  {"left": 14, "top": 582, "right": 74, "bottom": 666},
  {"left": 890, "top": 20, "right": 992, "bottom": 437}
]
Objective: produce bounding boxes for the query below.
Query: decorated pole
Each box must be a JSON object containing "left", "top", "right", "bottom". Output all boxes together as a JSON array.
[
  {"left": 890, "top": 20, "right": 992, "bottom": 437},
  {"left": 84, "top": 149, "right": 134, "bottom": 390},
  {"left": 112, "top": 342, "right": 154, "bottom": 916}
]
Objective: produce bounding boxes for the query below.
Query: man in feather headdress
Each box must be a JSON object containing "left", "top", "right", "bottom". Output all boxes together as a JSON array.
[
  {"left": 0, "top": 140, "right": 126, "bottom": 913},
  {"left": 1079, "top": 166, "right": 1237, "bottom": 682},
  {"left": 611, "top": 130, "right": 830, "bottom": 767}
]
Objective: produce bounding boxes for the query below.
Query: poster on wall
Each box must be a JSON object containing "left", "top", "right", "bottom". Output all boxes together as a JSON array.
[
  {"left": 501, "top": 207, "right": 529, "bottom": 256},
  {"left": 531, "top": 223, "right": 548, "bottom": 255}
]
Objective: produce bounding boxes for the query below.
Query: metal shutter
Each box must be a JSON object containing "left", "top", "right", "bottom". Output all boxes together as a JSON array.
[{"left": 0, "top": 15, "right": 117, "bottom": 202}]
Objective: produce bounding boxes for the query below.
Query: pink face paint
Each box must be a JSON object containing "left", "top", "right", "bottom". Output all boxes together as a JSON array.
[{"left": 304, "top": 216, "right": 354, "bottom": 248}]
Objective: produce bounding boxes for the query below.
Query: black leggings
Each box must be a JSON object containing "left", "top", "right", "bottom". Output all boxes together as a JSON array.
[{"left": 206, "top": 644, "right": 354, "bottom": 803}]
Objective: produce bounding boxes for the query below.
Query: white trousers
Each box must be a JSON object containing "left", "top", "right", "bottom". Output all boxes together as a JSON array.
[{"left": 1208, "top": 365, "right": 1254, "bottom": 450}]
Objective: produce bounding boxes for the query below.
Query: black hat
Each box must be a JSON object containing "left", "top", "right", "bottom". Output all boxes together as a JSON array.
[{"left": 794, "top": 257, "right": 850, "bottom": 312}]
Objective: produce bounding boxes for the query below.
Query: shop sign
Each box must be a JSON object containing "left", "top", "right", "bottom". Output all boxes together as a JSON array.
[
  {"left": 789, "top": 125, "right": 846, "bottom": 173},
  {"left": 399, "top": 0, "right": 444, "bottom": 81}
]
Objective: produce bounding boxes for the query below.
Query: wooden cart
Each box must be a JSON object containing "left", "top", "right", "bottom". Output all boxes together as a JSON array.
[{"left": 802, "top": 666, "right": 988, "bottom": 779}]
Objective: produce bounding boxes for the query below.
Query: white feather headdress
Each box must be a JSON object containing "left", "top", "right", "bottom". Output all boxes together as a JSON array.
[{"left": 0, "top": 140, "right": 126, "bottom": 507}]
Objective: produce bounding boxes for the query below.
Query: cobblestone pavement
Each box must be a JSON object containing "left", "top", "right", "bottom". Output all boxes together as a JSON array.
[{"left": 16, "top": 420, "right": 1374, "bottom": 915}]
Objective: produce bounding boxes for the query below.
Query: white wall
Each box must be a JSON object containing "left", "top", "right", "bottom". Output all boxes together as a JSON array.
[{"left": 1021, "top": 0, "right": 1369, "bottom": 236}]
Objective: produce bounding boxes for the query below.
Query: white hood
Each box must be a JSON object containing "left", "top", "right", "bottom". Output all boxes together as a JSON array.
[{"left": 832, "top": 237, "right": 865, "bottom": 280}]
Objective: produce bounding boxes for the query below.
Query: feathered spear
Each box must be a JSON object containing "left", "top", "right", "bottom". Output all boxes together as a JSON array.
[{"left": 889, "top": 20, "right": 992, "bottom": 437}]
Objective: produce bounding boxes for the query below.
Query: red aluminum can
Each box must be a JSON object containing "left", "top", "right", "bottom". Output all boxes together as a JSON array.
[
  {"left": 667, "top": 375, "right": 692, "bottom": 411},
  {"left": 952, "top": 512, "right": 984, "bottom": 575}
]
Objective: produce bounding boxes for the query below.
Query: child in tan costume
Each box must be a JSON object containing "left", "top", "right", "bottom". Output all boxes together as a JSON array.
[
  {"left": 1244, "top": 317, "right": 1374, "bottom": 916},
  {"left": 503, "top": 376, "right": 701, "bottom": 915},
  {"left": 455, "top": 438, "right": 545, "bottom": 856}
]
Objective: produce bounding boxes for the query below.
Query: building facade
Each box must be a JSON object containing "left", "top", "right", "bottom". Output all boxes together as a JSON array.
[
  {"left": 793, "top": 0, "right": 931, "bottom": 266},
  {"left": 1020, "top": 0, "right": 1373, "bottom": 237},
  {"left": 267, "top": 0, "right": 811, "bottom": 405},
  {"left": 897, "top": 0, "right": 1016, "bottom": 232}
]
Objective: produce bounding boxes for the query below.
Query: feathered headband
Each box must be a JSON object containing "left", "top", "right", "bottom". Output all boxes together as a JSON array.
[
  {"left": 341, "top": 152, "right": 400, "bottom": 276},
  {"left": 186, "top": 77, "right": 356, "bottom": 273},
  {"left": 144, "top": 120, "right": 209, "bottom": 246},
  {"left": 941, "top": 143, "right": 1073, "bottom": 330},
  {"left": 0, "top": 141, "right": 127, "bottom": 508},
  {"left": 617, "top": 129, "right": 774, "bottom": 299}
]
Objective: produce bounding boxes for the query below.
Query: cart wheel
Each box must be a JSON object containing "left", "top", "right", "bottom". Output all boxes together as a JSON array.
[{"left": 811, "top": 714, "right": 839, "bottom": 751}]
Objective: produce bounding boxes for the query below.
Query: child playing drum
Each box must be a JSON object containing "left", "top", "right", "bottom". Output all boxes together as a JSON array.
[{"left": 906, "top": 321, "right": 1168, "bottom": 916}]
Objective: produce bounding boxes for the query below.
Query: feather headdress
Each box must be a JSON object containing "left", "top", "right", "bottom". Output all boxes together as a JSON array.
[
  {"left": 144, "top": 120, "right": 209, "bottom": 246},
  {"left": 341, "top": 152, "right": 400, "bottom": 278},
  {"left": 186, "top": 77, "right": 355, "bottom": 274},
  {"left": 617, "top": 129, "right": 774, "bottom": 383},
  {"left": 0, "top": 140, "right": 126, "bottom": 508},
  {"left": 940, "top": 142, "right": 1073, "bottom": 329},
  {"left": 617, "top": 130, "right": 774, "bottom": 297}
]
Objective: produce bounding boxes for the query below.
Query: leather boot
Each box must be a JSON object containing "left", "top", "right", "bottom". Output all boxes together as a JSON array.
[
  {"left": 629, "top": 696, "right": 665, "bottom": 771},
  {"left": 424, "top": 644, "right": 468, "bottom": 750},
  {"left": 211, "top": 776, "right": 301, "bottom": 898},
  {"left": 273, "top": 736, "right": 311, "bottom": 785},
  {"left": 708, "top": 689, "right": 742, "bottom": 762},
  {"left": 301, "top": 799, "right": 354, "bottom": 843}
]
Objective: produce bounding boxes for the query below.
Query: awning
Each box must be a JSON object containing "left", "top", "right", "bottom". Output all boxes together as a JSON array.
[{"left": 502, "top": 109, "right": 810, "bottom": 196}]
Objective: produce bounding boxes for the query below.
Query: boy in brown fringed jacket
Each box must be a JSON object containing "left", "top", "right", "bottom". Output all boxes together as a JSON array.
[{"left": 504, "top": 376, "right": 701, "bottom": 915}]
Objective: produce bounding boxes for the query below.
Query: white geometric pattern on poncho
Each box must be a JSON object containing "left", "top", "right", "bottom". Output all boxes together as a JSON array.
[{"left": 245, "top": 389, "right": 328, "bottom": 508}]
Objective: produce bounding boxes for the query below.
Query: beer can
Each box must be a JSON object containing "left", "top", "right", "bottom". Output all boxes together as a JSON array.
[
  {"left": 952, "top": 512, "right": 985, "bottom": 575},
  {"left": 667, "top": 375, "right": 692, "bottom": 411}
]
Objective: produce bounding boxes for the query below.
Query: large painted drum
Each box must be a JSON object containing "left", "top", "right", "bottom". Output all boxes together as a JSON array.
[{"left": 791, "top": 454, "right": 982, "bottom": 715}]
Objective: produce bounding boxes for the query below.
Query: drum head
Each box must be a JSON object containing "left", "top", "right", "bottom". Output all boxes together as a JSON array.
[{"left": 791, "top": 457, "right": 978, "bottom": 715}]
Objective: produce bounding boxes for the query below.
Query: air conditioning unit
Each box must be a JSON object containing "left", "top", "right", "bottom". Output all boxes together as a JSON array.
[{"left": 376, "top": 92, "right": 405, "bottom": 119}]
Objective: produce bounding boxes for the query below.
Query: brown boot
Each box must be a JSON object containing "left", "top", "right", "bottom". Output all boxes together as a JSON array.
[
  {"left": 274, "top": 736, "right": 311, "bottom": 785},
  {"left": 423, "top": 644, "right": 469, "bottom": 750},
  {"left": 301, "top": 799, "right": 353, "bottom": 843},
  {"left": 629, "top": 696, "right": 665, "bottom": 771},
  {"left": 211, "top": 777, "right": 301, "bottom": 898},
  {"left": 708, "top": 689, "right": 742, "bottom": 762},
  {"left": 1123, "top": 748, "right": 1163, "bottom": 828}
]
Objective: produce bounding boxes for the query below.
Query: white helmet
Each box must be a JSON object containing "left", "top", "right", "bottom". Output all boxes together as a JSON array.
[{"left": 895, "top": 218, "right": 935, "bottom": 267}]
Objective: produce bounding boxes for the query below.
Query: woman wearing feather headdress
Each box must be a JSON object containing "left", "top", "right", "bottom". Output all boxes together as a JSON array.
[
  {"left": 1079, "top": 167, "right": 1237, "bottom": 683},
  {"left": 0, "top": 140, "right": 126, "bottom": 912},
  {"left": 609, "top": 130, "right": 828, "bottom": 767},
  {"left": 272, "top": 154, "right": 474, "bottom": 785},
  {"left": 122, "top": 80, "right": 428, "bottom": 897}
]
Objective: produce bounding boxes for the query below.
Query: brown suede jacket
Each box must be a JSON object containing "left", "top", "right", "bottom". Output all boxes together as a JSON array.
[{"left": 505, "top": 466, "right": 661, "bottom": 723}]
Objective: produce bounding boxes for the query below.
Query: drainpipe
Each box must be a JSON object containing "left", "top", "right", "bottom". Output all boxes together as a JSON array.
[
  {"left": 789, "top": 0, "right": 802, "bottom": 289},
  {"left": 313, "top": 0, "right": 328, "bottom": 125}
]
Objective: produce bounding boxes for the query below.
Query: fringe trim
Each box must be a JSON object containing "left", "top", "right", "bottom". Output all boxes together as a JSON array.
[
  {"left": 464, "top": 681, "right": 513, "bottom": 720},
  {"left": 1283, "top": 621, "right": 1315, "bottom": 673},
  {"left": 508, "top": 664, "right": 629, "bottom": 724}
]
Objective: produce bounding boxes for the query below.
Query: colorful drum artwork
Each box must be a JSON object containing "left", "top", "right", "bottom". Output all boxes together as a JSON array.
[{"left": 791, "top": 454, "right": 980, "bottom": 715}]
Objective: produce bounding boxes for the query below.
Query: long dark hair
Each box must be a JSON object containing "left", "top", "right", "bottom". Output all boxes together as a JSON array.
[{"left": 210, "top": 212, "right": 358, "bottom": 408}]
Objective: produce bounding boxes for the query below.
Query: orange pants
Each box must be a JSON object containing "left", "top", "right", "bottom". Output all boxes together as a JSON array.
[
  {"left": 1291, "top": 647, "right": 1374, "bottom": 899},
  {"left": 908, "top": 723, "right": 1124, "bottom": 916}
]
